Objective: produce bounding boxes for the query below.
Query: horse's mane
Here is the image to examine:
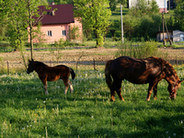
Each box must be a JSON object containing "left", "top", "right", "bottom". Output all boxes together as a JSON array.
[
  {"left": 162, "top": 59, "right": 180, "bottom": 81},
  {"left": 34, "top": 61, "right": 49, "bottom": 67}
]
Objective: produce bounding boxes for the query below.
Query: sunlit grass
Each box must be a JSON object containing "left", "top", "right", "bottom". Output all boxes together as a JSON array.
[{"left": 0, "top": 66, "right": 184, "bottom": 137}]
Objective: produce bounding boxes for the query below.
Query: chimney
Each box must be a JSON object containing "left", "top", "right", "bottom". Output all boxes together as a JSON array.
[{"left": 52, "top": 10, "right": 55, "bottom": 16}]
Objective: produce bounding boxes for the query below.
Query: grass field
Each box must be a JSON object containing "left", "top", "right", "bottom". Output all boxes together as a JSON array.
[
  {"left": 0, "top": 46, "right": 184, "bottom": 137},
  {"left": 0, "top": 64, "right": 184, "bottom": 137}
]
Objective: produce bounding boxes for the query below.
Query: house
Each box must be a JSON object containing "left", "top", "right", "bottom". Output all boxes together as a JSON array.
[
  {"left": 156, "top": 30, "right": 184, "bottom": 42},
  {"left": 173, "top": 30, "right": 184, "bottom": 42},
  {"left": 30, "top": 4, "right": 82, "bottom": 44},
  {"left": 156, "top": 31, "right": 172, "bottom": 42},
  {"left": 128, "top": 0, "right": 168, "bottom": 13}
]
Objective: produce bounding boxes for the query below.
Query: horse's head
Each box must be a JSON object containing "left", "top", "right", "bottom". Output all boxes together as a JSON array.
[
  {"left": 168, "top": 80, "right": 184, "bottom": 100},
  {"left": 27, "top": 59, "right": 35, "bottom": 74}
]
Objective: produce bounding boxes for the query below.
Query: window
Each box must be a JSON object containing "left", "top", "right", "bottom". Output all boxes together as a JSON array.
[
  {"left": 62, "top": 30, "right": 66, "bottom": 36},
  {"left": 47, "top": 31, "right": 52, "bottom": 36}
]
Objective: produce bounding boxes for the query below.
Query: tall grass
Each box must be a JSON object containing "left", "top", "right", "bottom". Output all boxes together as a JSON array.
[
  {"left": 116, "top": 41, "right": 168, "bottom": 59},
  {"left": 0, "top": 66, "right": 184, "bottom": 137}
]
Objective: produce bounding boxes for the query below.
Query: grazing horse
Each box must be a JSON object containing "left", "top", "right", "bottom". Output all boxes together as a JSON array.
[
  {"left": 27, "top": 59, "right": 75, "bottom": 95},
  {"left": 105, "top": 56, "right": 183, "bottom": 101}
]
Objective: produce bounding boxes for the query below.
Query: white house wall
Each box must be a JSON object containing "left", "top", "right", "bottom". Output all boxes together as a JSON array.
[{"left": 128, "top": 0, "right": 167, "bottom": 9}]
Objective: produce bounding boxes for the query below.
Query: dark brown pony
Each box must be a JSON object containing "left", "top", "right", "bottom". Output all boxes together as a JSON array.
[
  {"left": 27, "top": 59, "right": 75, "bottom": 95},
  {"left": 105, "top": 56, "right": 184, "bottom": 101}
]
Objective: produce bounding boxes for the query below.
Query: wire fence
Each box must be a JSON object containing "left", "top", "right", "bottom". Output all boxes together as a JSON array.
[
  {"left": 0, "top": 58, "right": 107, "bottom": 75},
  {"left": 1, "top": 57, "right": 184, "bottom": 75}
]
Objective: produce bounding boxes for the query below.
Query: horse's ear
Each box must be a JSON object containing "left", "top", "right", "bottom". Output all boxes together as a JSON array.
[
  {"left": 28, "top": 59, "right": 34, "bottom": 63},
  {"left": 31, "top": 58, "right": 34, "bottom": 62}
]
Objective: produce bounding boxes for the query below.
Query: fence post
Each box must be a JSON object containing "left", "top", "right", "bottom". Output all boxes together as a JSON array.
[
  {"left": 93, "top": 58, "right": 98, "bottom": 71},
  {"left": 7, "top": 61, "right": 9, "bottom": 75}
]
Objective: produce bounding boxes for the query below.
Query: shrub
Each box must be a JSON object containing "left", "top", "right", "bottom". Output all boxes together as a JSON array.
[{"left": 116, "top": 41, "right": 167, "bottom": 59}]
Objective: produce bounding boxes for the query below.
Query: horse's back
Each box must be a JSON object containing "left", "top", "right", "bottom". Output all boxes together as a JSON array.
[
  {"left": 111, "top": 56, "right": 146, "bottom": 73},
  {"left": 107, "top": 56, "right": 164, "bottom": 84}
]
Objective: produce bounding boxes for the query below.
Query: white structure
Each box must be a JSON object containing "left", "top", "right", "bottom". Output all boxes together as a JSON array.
[
  {"left": 173, "top": 30, "right": 184, "bottom": 42},
  {"left": 156, "top": 30, "right": 184, "bottom": 42},
  {"left": 128, "top": 0, "right": 167, "bottom": 13}
]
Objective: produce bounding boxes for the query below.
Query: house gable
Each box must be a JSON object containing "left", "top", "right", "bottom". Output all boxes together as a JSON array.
[
  {"left": 38, "top": 4, "right": 74, "bottom": 25},
  {"left": 30, "top": 4, "right": 82, "bottom": 44}
]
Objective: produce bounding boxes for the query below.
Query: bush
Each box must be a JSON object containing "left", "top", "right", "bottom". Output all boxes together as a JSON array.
[{"left": 116, "top": 41, "right": 167, "bottom": 59}]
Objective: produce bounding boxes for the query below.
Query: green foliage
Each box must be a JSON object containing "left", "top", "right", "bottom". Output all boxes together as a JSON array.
[
  {"left": 1, "top": 0, "right": 27, "bottom": 50},
  {"left": 69, "top": 26, "right": 80, "bottom": 41},
  {"left": 74, "top": 0, "right": 111, "bottom": 47},
  {"left": 174, "top": 1, "right": 184, "bottom": 31},
  {"left": 109, "top": 0, "right": 118, "bottom": 11},
  {"left": 53, "top": 38, "right": 66, "bottom": 49},
  {"left": 129, "top": 0, "right": 159, "bottom": 16},
  {"left": 52, "top": 0, "right": 74, "bottom": 5},
  {"left": 108, "top": 0, "right": 161, "bottom": 41},
  {"left": 107, "top": 20, "right": 121, "bottom": 41},
  {"left": 116, "top": 41, "right": 166, "bottom": 59},
  {"left": 0, "top": 67, "right": 184, "bottom": 137},
  {"left": 109, "top": 0, "right": 127, "bottom": 11},
  {"left": 149, "top": 0, "right": 159, "bottom": 13},
  {"left": 0, "top": 57, "right": 6, "bottom": 73}
]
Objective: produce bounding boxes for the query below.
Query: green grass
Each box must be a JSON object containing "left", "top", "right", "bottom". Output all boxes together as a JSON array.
[{"left": 0, "top": 67, "right": 184, "bottom": 137}]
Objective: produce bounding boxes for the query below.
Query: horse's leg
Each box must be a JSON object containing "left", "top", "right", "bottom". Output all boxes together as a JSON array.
[
  {"left": 115, "top": 80, "right": 124, "bottom": 101},
  {"left": 41, "top": 79, "right": 48, "bottom": 95},
  {"left": 147, "top": 81, "right": 157, "bottom": 101},
  {"left": 153, "top": 83, "right": 158, "bottom": 100},
  {"left": 105, "top": 72, "right": 116, "bottom": 101},
  {"left": 108, "top": 80, "right": 115, "bottom": 102},
  {"left": 110, "top": 88, "right": 116, "bottom": 102},
  {"left": 68, "top": 80, "right": 73, "bottom": 93},
  {"left": 63, "top": 78, "right": 69, "bottom": 94}
]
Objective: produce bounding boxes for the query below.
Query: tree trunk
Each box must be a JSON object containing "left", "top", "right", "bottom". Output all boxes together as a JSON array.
[{"left": 27, "top": 0, "right": 34, "bottom": 60}]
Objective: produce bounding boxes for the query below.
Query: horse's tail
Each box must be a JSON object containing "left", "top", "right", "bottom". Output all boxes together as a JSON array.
[
  {"left": 105, "top": 60, "right": 113, "bottom": 88},
  {"left": 70, "top": 68, "right": 76, "bottom": 80}
]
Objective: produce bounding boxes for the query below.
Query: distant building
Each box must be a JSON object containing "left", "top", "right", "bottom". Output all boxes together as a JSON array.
[
  {"left": 128, "top": 0, "right": 168, "bottom": 13},
  {"left": 156, "top": 30, "right": 184, "bottom": 42},
  {"left": 29, "top": 4, "right": 82, "bottom": 44},
  {"left": 173, "top": 30, "right": 184, "bottom": 42}
]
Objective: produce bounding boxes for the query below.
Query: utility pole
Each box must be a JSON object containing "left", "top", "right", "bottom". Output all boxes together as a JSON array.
[
  {"left": 162, "top": 12, "right": 165, "bottom": 46},
  {"left": 121, "top": 5, "right": 124, "bottom": 43}
]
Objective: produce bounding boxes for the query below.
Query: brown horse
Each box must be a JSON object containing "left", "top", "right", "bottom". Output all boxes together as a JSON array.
[
  {"left": 105, "top": 56, "right": 184, "bottom": 101},
  {"left": 27, "top": 59, "right": 75, "bottom": 95}
]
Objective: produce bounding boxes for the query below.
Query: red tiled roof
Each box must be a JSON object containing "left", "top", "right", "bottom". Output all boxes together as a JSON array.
[{"left": 37, "top": 4, "right": 74, "bottom": 25}]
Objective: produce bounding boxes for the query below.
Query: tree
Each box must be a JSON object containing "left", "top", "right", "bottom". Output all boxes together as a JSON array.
[
  {"left": 0, "top": 0, "right": 28, "bottom": 68},
  {"left": 109, "top": 0, "right": 118, "bottom": 11},
  {"left": 129, "top": 0, "right": 159, "bottom": 16},
  {"left": 122, "top": 0, "right": 160, "bottom": 41},
  {"left": 174, "top": 0, "right": 184, "bottom": 31},
  {"left": 0, "top": 0, "right": 48, "bottom": 64},
  {"left": 74, "top": 0, "right": 111, "bottom": 47},
  {"left": 52, "top": 0, "right": 74, "bottom": 5},
  {"left": 149, "top": 0, "right": 159, "bottom": 14},
  {"left": 26, "top": 0, "right": 49, "bottom": 60},
  {"left": 109, "top": 0, "right": 127, "bottom": 11},
  {"left": 0, "top": 0, "right": 8, "bottom": 41}
]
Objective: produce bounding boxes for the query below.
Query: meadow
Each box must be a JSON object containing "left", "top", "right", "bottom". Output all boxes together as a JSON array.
[
  {"left": 0, "top": 46, "right": 184, "bottom": 137},
  {"left": 0, "top": 64, "right": 184, "bottom": 137}
]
